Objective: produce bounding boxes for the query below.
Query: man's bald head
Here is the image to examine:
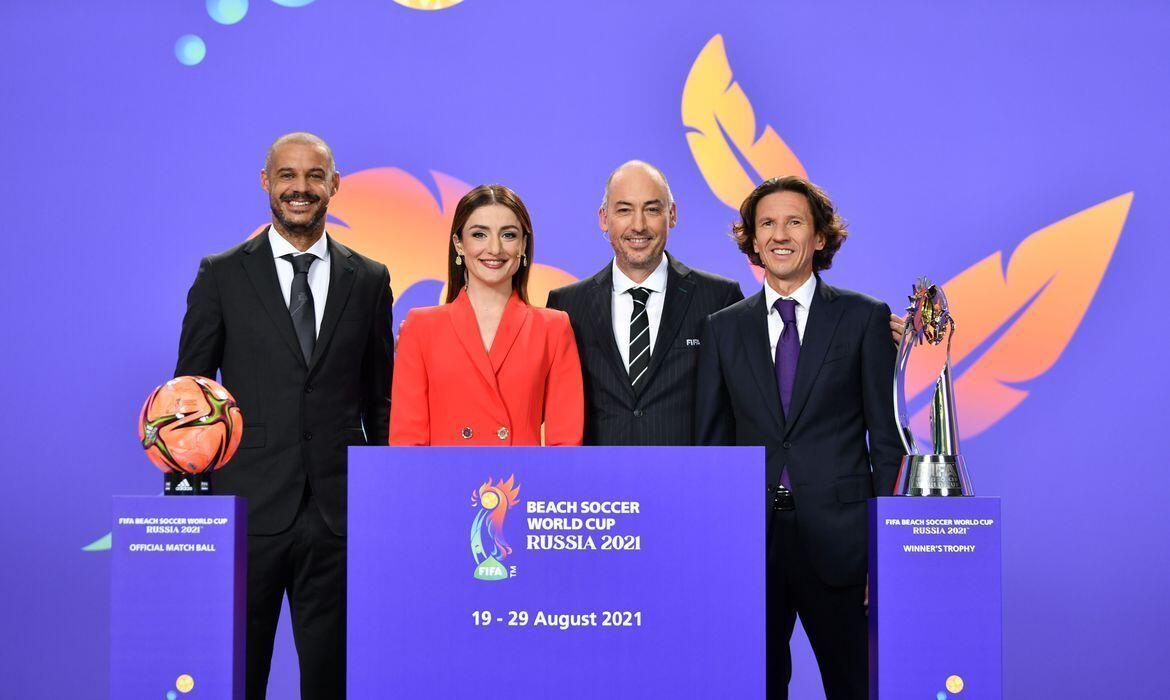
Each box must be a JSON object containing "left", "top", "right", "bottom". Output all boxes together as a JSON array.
[
  {"left": 598, "top": 160, "right": 677, "bottom": 282},
  {"left": 264, "top": 132, "right": 336, "bottom": 176},
  {"left": 260, "top": 132, "right": 340, "bottom": 245},
  {"left": 601, "top": 160, "right": 674, "bottom": 208}
]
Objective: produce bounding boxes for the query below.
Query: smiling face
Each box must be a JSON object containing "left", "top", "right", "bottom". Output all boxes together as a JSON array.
[
  {"left": 260, "top": 142, "right": 339, "bottom": 239},
  {"left": 599, "top": 165, "right": 676, "bottom": 281},
  {"left": 752, "top": 190, "right": 825, "bottom": 294},
  {"left": 454, "top": 204, "right": 527, "bottom": 294}
]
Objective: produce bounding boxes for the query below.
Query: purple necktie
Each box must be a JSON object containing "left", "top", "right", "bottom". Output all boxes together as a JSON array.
[{"left": 774, "top": 298, "right": 799, "bottom": 488}]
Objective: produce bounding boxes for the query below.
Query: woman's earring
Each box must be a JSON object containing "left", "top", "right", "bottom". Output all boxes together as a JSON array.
[
  {"left": 455, "top": 254, "right": 463, "bottom": 266},
  {"left": 521, "top": 253, "right": 528, "bottom": 268}
]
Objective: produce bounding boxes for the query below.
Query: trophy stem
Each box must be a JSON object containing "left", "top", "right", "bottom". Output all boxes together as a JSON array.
[
  {"left": 930, "top": 363, "right": 962, "bottom": 456},
  {"left": 893, "top": 328, "right": 918, "bottom": 457}
]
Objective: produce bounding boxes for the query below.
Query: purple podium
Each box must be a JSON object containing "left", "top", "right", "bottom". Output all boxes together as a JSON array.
[
  {"left": 348, "top": 446, "right": 766, "bottom": 699},
  {"left": 868, "top": 497, "right": 1002, "bottom": 699},
  {"left": 110, "top": 495, "right": 246, "bottom": 699}
]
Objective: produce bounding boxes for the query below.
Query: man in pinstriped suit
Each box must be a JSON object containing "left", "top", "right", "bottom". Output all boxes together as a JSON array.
[{"left": 546, "top": 161, "right": 744, "bottom": 446}]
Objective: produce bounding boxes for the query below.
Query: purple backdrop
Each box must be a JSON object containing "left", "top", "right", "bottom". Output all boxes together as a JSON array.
[{"left": 2, "top": 1, "right": 1168, "bottom": 698}]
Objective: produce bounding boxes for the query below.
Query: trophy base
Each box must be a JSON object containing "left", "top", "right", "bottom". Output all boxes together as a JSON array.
[
  {"left": 164, "top": 471, "right": 213, "bottom": 496},
  {"left": 894, "top": 454, "right": 973, "bottom": 496}
]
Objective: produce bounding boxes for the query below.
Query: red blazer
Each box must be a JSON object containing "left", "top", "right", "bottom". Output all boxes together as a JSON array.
[{"left": 389, "top": 289, "right": 584, "bottom": 446}]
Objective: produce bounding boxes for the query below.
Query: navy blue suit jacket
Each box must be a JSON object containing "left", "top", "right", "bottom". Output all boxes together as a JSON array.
[{"left": 694, "top": 277, "right": 904, "bottom": 586}]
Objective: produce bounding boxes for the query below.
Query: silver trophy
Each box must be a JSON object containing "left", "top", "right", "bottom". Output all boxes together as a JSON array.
[{"left": 892, "top": 278, "right": 974, "bottom": 496}]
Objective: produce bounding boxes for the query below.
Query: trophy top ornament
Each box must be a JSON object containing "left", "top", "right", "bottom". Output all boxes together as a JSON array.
[{"left": 905, "top": 277, "right": 954, "bottom": 347}]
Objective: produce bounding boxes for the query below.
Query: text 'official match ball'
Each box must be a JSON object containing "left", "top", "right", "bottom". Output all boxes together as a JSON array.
[{"left": 138, "top": 376, "right": 243, "bottom": 474}]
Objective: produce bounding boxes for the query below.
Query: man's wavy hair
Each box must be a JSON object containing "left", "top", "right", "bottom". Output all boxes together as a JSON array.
[{"left": 732, "top": 176, "right": 848, "bottom": 272}]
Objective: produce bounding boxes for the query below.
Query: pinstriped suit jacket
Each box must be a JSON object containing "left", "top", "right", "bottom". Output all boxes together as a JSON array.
[{"left": 546, "top": 253, "right": 743, "bottom": 445}]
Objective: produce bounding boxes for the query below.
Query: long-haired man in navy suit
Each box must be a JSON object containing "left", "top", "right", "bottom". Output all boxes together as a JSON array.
[
  {"left": 695, "top": 176, "right": 905, "bottom": 699},
  {"left": 546, "top": 161, "right": 745, "bottom": 446}
]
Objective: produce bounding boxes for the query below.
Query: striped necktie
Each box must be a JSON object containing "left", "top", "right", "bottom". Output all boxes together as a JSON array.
[{"left": 628, "top": 287, "right": 651, "bottom": 387}]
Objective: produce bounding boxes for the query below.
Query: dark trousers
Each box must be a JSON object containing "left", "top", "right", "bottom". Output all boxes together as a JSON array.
[
  {"left": 246, "top": 490, "right": 346, "bottom": 700},
  {"left": 767, "top": 509, "right": 868, "bottom": 700}
]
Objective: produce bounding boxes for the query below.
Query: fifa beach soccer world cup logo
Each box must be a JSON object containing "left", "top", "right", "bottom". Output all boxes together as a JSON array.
[{"left": 470, "top": 475, "right": 521, "bottom": 581}]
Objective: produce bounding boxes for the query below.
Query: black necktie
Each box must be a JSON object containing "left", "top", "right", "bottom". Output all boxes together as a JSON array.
[
  {"left": 628, "top": 287, "right": 651, "bottom": 387},
  {"left": 281, "top": 253, "right": 317, "bottom": 364}
]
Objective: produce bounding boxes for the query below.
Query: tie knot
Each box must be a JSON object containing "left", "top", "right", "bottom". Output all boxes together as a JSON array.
[
  {"left": 774, "top": 297, "right": 798, "bottom": 323},
  {"left": 629, "top": 287, "right": 650, "bottom": 305},
  {"left": 282, "top": 253, "right": 317, "bottom": 275}
]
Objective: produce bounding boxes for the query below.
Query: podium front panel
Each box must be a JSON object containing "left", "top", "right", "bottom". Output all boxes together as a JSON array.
[
  {"left": 348, "top": 446, "right": 765, "bottom": 699},
  {"left": 869, "top": 496, "right": 1003, "bottom": 699},
  {"left": 110, "top": 495, "right": 246, "bottom": 699}
]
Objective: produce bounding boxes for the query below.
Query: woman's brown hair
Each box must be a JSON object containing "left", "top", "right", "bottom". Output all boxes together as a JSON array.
[{"left": 445, "top": 184, "right": 534, "bottom": 304}]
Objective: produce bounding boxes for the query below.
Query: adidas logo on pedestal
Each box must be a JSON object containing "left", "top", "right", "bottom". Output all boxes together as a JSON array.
[{"left": 175, "top": 479, "right": 193, "bottom": 493}]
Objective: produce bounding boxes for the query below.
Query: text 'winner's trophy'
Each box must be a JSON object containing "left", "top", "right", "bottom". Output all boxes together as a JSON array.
[
  {"left": 138, "top": 376, "right": 243, "bottom": 495},
  {"left": 893, "top": 278, "right": 974, "bottom": 496}
]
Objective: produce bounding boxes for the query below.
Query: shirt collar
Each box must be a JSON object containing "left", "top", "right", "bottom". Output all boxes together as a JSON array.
[
  {"left": 611, "top": 254, "right": 669, "bottom": 295},
  {"left": 764, "top": 273, "right": 817, "bottom": 312},
  {"left": 268, "top": 226, "right": 331, "bottom": 262}
]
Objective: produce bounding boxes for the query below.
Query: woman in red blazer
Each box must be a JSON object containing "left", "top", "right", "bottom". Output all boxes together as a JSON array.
[{"left": 390, "top": 184, "right": 584, "bottom": 446}]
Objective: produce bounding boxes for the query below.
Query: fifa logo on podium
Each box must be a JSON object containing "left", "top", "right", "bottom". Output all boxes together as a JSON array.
[{"left": 470, "top": 475, "right": 521, "bottom": 581}]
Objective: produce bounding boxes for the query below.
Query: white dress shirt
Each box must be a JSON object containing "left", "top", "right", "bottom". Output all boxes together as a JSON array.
[
  {"left": 764, "top": 273, "right": 817, "bottom": 361},
  {"left": 611, "top": 256, "right": 669, "bottom": 371},
  {"left": 269, "top": 226, "right": 330, "bottom": 338}
]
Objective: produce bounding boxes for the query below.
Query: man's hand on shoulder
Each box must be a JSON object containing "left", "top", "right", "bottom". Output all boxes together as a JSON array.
[{"left": 889, "top": 312, "right": 907, "bottom": 346}]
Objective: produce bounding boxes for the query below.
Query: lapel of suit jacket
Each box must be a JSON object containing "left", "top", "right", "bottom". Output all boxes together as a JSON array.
[
  {"left": 488, "top": 292, "right": 530, "bottom": 373},
  {"left": 740, "top": 290, "right": 784, "bottom": 432},
  {"left": 448, "top": 289, "right": 503, "bottom": 401},
  {"left": 586, "top": 264, "right": 636, "bottom": 403},
  {"left": 240, "top": 230, "right": 306, "bottom": 367},
  {"left": 308, "top": 236, "right": 357, "bottom": 373},
  {"left": 783, "top": 276, "right": 843, "bottom": 438},
  {"left": 637, "top": 253, "right": 695, "bottom": 397}
]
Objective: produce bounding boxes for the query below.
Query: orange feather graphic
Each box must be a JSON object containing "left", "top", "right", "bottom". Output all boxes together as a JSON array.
[
  {"left": 681, "top": 35, "right": 1133, "bottom": 442},
  {"left": 906, "top": 193, "right": 1132, "bottom": 441},
  {"left": 681, "top": 34, "right": 807, "bottom": 211}
]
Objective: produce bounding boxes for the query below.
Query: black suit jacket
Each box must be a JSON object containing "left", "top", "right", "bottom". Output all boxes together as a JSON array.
[
  {"left": 175, "top": 231, "right": 393, "bottom": 536},
  {"left": 546, "top": 253, "right": 743, "bottom": 445},
  {"left": 694, "top": 277, "right": 904, "bottom": 586}
]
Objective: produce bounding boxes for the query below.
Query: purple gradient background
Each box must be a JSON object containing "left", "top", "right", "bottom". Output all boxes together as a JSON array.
[{"left": 1, "top": 1, "right": 1167, "bottom": 698}]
